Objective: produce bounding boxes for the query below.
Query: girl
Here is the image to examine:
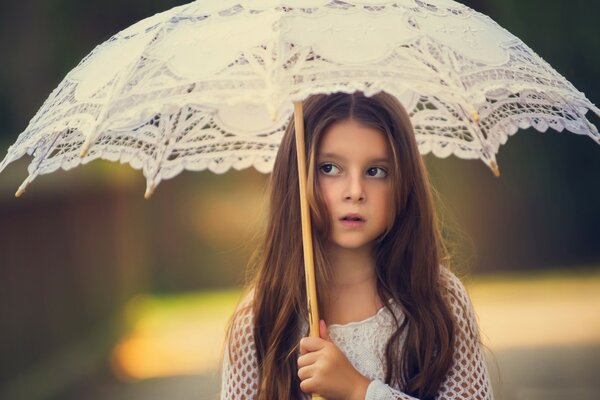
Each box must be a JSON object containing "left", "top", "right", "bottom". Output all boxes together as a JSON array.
[{"left": 220, "top": 92, "right": 493, "bottom": 400}]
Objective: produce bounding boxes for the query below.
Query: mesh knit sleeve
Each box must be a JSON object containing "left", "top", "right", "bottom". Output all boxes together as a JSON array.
[
  {"left": 365, "top": 269, "right": 494, "bottom": 400},
  {"left": 220, "top": 299, "right": 260, "bottom": 400}
]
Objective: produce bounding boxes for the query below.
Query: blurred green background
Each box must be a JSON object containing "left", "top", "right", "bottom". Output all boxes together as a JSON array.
[{"left": 0, "top": 1, "right": 599, "bottom": 399}]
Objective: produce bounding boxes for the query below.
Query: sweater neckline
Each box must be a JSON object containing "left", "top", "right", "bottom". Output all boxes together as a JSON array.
[{"left": 327, "top": 298, "right": 393, "bottom": 329}]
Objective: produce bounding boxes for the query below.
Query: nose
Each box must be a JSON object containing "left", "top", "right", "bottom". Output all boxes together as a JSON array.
[{"left": 343, "top": 172, "right": 365, "bottom": 203}]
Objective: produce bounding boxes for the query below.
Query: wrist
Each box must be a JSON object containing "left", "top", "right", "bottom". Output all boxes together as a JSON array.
[{"left": 350, "top": 374, "right": 371, "bottom": 400}]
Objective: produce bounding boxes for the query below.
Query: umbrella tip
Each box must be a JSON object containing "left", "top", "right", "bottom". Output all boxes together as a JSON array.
[
  {"left": 15, "top": 183, "right": 27, "bottom": 197},
  {"left": 471, "top": 112, "right": 480, "bottom": 123},
  {"left": 490, "top": 160, "right": 500, "bottom": 177},
  {"left": 79, "top": 136, "right": 93, "bottom": 158},
  {"left": 144, "top": 183, "right": 156, "bottom": 199}
]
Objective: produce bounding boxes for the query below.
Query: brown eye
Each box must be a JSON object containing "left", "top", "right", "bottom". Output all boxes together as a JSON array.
[
  {"left": 319, "top": 163, "right": 341, "bottom": 175},
  {"left": 366, "top": 167, "right": 387, "bottom": 178}
]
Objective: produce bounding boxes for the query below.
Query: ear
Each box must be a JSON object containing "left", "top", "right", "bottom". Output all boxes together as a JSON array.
[{"left": 319, "top": 319, "right": 331, "bottom": 342}]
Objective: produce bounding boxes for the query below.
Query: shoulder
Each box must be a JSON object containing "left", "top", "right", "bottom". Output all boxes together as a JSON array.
[
  {"left": 231, "top": 288, "right": 255, "bottom": 328},
  {"left": 439, "top": 266, "right": 480, "bottom": 339},
  {"left": 436, "top": 268, "right": 494, "bottom": 398},
  {"left": 227, "top": 289, "right": 257, "bottom": 354},
  {"left": 439, "top": 267, "right": 470, "bottom": 307},
  {"left": 221, "top": 290, "right": 261, "bottom": 399},
  {"left": 238, "top": 288, "right": 255, "bottom": 312}
]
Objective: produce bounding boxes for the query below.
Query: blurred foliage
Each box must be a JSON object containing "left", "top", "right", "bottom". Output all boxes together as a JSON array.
[{"left": 110, "top": 289, "right": 243, "bottom": 379}]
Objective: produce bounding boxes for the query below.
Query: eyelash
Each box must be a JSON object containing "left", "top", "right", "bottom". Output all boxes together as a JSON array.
[{"left": 319, "top": 163, "right": 388, "bottom": 178}]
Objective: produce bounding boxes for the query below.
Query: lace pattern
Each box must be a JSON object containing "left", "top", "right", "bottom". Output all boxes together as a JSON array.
[
  {"left": 221, "top": 299, "right": 260, "bottom": 400},
  {"left": 220, "top": 268, "right": 494, "bottom": 399},
  {"left": 1, "top": 0, "right": 597, "bottom": 195}
]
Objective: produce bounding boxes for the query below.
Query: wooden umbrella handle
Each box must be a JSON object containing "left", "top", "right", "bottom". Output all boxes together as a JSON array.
[{"left": 293, "top": 101, "right": 326, "bottom": 400}]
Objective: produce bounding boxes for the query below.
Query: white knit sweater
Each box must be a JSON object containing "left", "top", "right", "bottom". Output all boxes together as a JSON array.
[{"left": 220, "top": 269, "right": 494, "bottom": 399}]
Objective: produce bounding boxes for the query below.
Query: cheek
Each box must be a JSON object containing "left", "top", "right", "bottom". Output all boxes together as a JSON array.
[
  {"left": 314, "top": 182, "right": 337, "bottom": 233},
  {"left": 318, "top": 180, "right": 336, "bottom": 210}
]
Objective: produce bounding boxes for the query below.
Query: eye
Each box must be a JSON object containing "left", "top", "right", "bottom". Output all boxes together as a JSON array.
[
  {"left": 319, "top": 163, "right": 341, "bottom": 176},
  {"left": 366, "top": 167, "right": 388, "bottom": 178}
]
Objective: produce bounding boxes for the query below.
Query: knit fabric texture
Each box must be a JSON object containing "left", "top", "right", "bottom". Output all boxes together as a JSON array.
[{"left": 220, "top": 268, "right": 493, "bottom": 399}]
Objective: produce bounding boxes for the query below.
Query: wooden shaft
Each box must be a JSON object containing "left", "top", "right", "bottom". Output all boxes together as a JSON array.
[{"left": 293, "top": 101, "right": 326, "bottom": 400}]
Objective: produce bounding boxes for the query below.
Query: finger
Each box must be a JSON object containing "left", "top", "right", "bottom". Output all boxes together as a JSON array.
[
  {"left": 299, "top": 376, "right": 320, "bottom": 394},
  {"left": 297, "top": 351, "right": 319, "bottom": 368},
  {"left": 319, "top": 319, "right": 331, "bottom": 341},
  {"left": 297, "top": 363, "right": 316, "bottom": 381},
  {"left": 299, "top": 337, "right": 327, "bottom": 354}
]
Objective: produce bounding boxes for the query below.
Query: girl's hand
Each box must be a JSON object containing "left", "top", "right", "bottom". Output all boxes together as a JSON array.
[{"left": 298, "top": 320, "right": 371, "bottom": 400}]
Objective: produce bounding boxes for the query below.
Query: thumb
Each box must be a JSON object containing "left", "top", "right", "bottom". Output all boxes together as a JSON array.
[{"left": 319, "top": 319, "right": 331, "bottom": 341}]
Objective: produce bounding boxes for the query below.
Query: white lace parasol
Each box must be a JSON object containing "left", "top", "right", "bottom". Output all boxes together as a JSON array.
[{"left": 1, "top": 0, "right": 598, "bottom": 197}]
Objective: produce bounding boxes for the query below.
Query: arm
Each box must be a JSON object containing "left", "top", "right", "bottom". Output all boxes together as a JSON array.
[
  {"left": 365, "top": 271, "right": 494, "bottom": 400},
  {"left": 220, "top": 296, "right": 260, "bottom": 400}
]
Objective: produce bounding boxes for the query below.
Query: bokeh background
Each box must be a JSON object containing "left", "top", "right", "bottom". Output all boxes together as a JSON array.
[{"left": 0, "top": 1, "right": 599, "bottom": 399}]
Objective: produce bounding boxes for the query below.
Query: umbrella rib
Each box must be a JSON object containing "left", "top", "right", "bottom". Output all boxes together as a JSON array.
[
  {"left": 15, "top": 129, "right": 64, "bottom": 197},
  {"left": 79, "top": 24, "right": 170, "bottom": 159}
]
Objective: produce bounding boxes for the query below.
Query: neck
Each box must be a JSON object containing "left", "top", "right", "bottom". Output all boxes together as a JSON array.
[{"left": 326, "top": 243, "right": 377, "bottom": 288}]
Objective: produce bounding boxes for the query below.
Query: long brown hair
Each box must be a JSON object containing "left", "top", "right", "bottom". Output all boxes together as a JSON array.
[{"left": 227, "top": 92, "right": 456, "bottom": 399}]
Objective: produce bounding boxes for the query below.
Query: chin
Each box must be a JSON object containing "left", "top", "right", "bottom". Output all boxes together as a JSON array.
[{"left": 329, "top": 239, "right": 374, "bottom": 251}]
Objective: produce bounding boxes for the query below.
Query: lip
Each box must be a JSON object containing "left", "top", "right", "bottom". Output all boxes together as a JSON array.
[{"left": 339, "top": 213, "right": 366, "bottom": 228}]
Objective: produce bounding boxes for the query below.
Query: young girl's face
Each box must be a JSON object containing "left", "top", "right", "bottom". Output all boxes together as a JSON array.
[{"left": 316, "top": 119, "right": 393, "bottom": 252}]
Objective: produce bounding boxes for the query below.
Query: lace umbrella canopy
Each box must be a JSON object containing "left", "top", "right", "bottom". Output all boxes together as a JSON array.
[{"left": 1, "top": 0, "right": 599, "bottom": 198}]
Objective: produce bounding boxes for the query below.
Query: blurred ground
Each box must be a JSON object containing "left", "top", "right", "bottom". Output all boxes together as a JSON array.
[
  {"left": 5, "top": 268, "right": 600, "bottom": 400},
  {"left": 468, "top": 268, "right": 600, "bottom": 399}
]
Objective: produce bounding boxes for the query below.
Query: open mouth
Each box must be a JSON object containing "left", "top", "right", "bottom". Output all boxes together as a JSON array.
[{"left": 340, "top": 214, "right": 365, "bottom": 222}]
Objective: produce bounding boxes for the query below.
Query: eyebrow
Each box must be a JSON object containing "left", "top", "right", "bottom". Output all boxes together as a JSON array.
[{"left": 317, "top": 152, "right": 391, "bottom": 164}]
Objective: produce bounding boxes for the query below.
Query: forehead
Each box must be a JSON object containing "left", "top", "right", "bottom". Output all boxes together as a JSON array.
[{"left": 318, "top": 119, "right": 391, "bottom": 160}]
